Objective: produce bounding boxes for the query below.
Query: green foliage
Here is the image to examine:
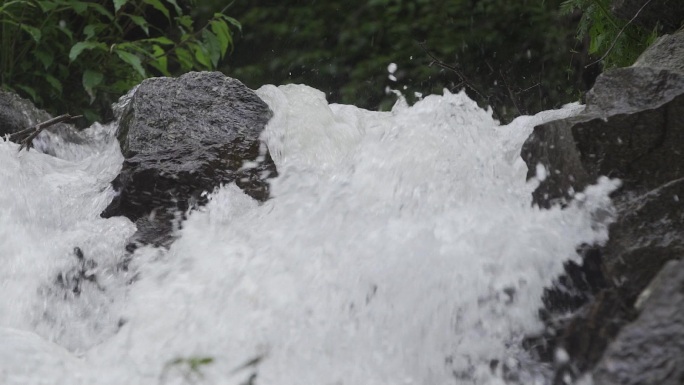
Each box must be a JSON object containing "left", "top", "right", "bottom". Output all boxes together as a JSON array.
[
  {"left": 211, "top": 0, "right": 585, "bottom": 121},
  {"left": 561, "top": 0, "right": 659, "bottom": 68},
  {"left": 0, "top": 0, "right": 240, "bottom": 123}
]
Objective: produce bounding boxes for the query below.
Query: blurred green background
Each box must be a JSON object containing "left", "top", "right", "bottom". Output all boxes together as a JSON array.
[
  {"left": 196, "top": 0, "right": 600, "bottom": 122},
  {"left": 2, "top": 0, "right": 619, "bottom": 124}
]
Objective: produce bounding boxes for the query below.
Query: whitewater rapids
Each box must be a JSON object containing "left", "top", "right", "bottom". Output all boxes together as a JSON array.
[{"left": 0, "top": 84, "right": 616, "bottom": 384}]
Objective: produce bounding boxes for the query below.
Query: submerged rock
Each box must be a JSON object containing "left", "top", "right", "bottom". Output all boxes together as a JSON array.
[
  {"left": 521, "top": 30, "right": 684, "bottom": 379},
  {"left": 102, "top": 72, "right": 277, "bottom": 246}
]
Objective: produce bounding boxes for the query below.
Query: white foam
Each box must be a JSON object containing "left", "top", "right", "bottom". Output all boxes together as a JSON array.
[{"left": 0, "top": 86, "right": 610, "bottom": 385}]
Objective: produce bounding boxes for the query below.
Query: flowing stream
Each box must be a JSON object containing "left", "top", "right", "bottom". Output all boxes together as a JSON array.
[{"left": 0, "top": 84, "right": 617, "bottom": 384}]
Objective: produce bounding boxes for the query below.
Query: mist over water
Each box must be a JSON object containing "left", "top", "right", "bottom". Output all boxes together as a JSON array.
[{"left": 0, "top": 84, "right": 615, "bottom": 384}]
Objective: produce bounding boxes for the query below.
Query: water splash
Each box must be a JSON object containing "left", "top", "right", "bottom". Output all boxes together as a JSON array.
[{"left": 0, "top": 85, "right": 613, "bottom": 385}]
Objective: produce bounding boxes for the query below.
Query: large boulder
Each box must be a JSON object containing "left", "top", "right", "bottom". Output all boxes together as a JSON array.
[
  {"left": 521, "top": 30, "right": 684, "bottom": 378},
  {"left": 101, "top": 72, "right": 277, "bottom": 246}
]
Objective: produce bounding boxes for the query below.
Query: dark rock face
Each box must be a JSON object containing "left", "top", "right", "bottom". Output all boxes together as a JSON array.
[
  {"left": 102, "top": 72, "right": 277, "bottom": 246},
  {"left": 522, "top": 67, "right": 684, "bottom": 209},
  {"left": 611, "top": 0, "right": 684, "bottom": 33},
  {"left": 593, "top": 259, "right": 684, "bottom": 385},
  {"left": 521, "top": 30, "right": 684, "bottom": 380}
]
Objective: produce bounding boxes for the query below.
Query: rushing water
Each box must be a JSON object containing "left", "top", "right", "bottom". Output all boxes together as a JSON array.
[{"left": 0, "top": 84, "right": 617, "bottom": 385}]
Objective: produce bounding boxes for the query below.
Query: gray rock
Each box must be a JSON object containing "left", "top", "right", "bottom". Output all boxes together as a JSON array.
[
  {"left": 522, "top": 30, "right": 684, "bottom": 207},
  {"left": 0, "top": 90, "right": 82, "bottom": 152},
  {"left": 521, "top": 29, "right": 684, "bottom": 379},
  {"left": 523, "top": 30, "right": 684, "bottom": 208},
  {"left": 102, "top": 72, "right": 277, "bottom": 247},
  {"left": 603, "top": 179, "right": 684, "bottom": 301},
  {"left": 593, "top": 259, "right": 684, "bottom": 385},
  {"left": 522, "top": 66, "right": 684, "bottom": 208},
  {"left": 633, "top": 31, "right": 684, "bottom": 74},
  {"left": 0, "top": 90, "right": 50, "bottom": 136}
]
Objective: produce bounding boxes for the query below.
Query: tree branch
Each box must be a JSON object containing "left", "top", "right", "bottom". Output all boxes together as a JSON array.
[{"left": 9, "top": 114, "right": 82, "bottom": 152}]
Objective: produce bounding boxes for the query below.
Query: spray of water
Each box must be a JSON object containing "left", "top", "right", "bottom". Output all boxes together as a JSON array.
[{"left": 0, "top": 85, "right": 615, "bottom": 385}]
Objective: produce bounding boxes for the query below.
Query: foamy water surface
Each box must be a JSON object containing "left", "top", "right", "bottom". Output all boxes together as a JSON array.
[{"left": 0, "top": 85, "right": 615, "bottom": 384}]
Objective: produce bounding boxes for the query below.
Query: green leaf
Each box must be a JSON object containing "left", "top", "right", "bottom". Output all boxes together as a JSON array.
[
  {"left": 113, "top": 0, "right": 127, "bottom": 13},
  {"left": 175, "top": 47, "right": 193, "bottom": 71},
  {"left": 83, "top": 24, "right": 98, "bottom": 40},
  {"left": 58, "top": 25, "right": 74, "bottom": 41},
  {"left": 109, "top": 78, "right": 138, "bottom": 94},
  {"left": 176, "top": 14, "right": 193, "bottom": 30},
  {"left": 125, "top": 14, "right": 149, "bottom": 35},
  {"left": 560, "top": 0, "right": 580, "bottom": 14},
  {"left": 82, "top": 69, "right": 103, "bottom": 103},
  {"left": 148, "top": 44, "right": 170, "bottom": 76},
  {"left": 85, "top": 2, "right": 114, "bottom": 19},
  {"left": 192, "top": 44, "right": 211, "bottom": 69},
  {"left": 115, "top": 42, "right": 149, "bottom": 55},
  {"left": 33, "top": 49, "right": 53, "bottom": 69},
  {"left": 142, "top": 0, "right": 170, "bottom": 19},
  {"left": 20, "top": 24, "right": 41, "bottom": 42},
  {"left": 36, "top": 0, "right": 57, "bottom": 11},
  {"left": 82, "top": 108, "right": 100, "bottom": 124},
  {"left": 0, "top": 0, "right": 33, "bottom": 13},
  {"left": 217, "top": 13, "right": 241, "bottom": 32},
  {"left": 143, "top": 36, "right": 174, "bottom": 45},
  {"left": 209, "top": 19, "right": 231, "bottom": 57},
  {"left": 72, "top": 1, "right": 87, "bottom": 14},
  {"left": 0, "top": 0, "right": 29, "bottom": 13},
  {"left": 82, "top": 69, "right": 104, "bottom": 90},
  {"left": 201, "top": 29, "right": 221, "bottom": 67},
  {"left": 114, "top": 49, "right": 146, "bottom": 78},
  {"left": 16, "top": 84, "right": 39, "bottom": 103},
  {"left": 165, "top": 0, "right": 182, "bottom": 15},
  {"left": 69, "top": 41, "right": 106, "bottom": 62},
  {"left": 44, "top": 74, "right": 62, "bottom": 94}
]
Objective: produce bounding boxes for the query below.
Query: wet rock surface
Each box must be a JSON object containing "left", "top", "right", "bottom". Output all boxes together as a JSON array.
[
  {"left": 593, "top": 259, "right": 684, "bottom": 385},
  {"left": 521, "top": 30, "right": 684, "bottom": 381},
  {"left": 521, "top": 67, "right": 684, "bottom": 209},
  {"left": 102, "top": 72, "right": 277, "bottom": 247}
]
